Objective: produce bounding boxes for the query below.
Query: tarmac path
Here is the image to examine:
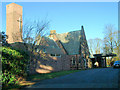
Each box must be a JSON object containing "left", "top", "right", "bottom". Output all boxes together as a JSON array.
[{"left": 26, "top": 68, "right": 120, "bottom": 88}]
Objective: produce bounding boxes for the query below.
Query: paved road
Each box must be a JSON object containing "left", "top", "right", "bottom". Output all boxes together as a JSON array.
[{"left": 26, "top": 68, "right": 120, "bottom": 88}]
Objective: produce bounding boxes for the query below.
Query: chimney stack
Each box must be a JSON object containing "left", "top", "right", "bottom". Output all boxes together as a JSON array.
[
  {"left": 50, "top": 30, "right": 56, "bottom": 35},
  {"left": 49, "top": 30, "right": 58, "bottom": 41}
]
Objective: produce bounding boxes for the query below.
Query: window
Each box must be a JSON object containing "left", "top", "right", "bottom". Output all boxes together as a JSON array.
[
  {"left": 50, "top": 54, "right": 61, "bottom": 57},
  {"left": 51, "top": 54, "right": 55, "bottom": 56},
  {"left": 79, "top": 59, "right": 81, "bottom": 65},
  {"left": 72, "top": 57, "right": 76, "bottom": 65},
  {"left": 56, "top": 54, "right": 61, "bottom": 57}
]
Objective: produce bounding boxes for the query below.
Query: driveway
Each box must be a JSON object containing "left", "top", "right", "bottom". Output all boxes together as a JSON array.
[{"left": 25, "top": 68, "right": 120, "bottom": 88}]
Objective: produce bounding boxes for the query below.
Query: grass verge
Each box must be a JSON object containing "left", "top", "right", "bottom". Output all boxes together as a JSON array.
[
  {"left": 27, "top": 70, "right": 81, "bottom": 81},
  {"left": 10, "top": 70, "right": 81, "bottom": 89}
]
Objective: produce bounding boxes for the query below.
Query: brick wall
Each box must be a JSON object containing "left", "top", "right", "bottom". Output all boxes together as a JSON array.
[
  {"left": 29, "top": 53, "right": 70, "bottom": 74},
  {"left": 10, "top": 43, "right": 71, "bottom": 74},
  {"left": 6, "top": 3, "right": 23, "bottom": 43}
]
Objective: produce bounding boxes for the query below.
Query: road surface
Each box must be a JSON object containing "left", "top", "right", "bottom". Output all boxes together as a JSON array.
[{"left": 26, "top": 68, "right": 120, "bottom": 88}]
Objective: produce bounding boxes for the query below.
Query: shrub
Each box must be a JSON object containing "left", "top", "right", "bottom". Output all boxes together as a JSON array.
[{"left": 2, "top": 46, "right": 28, "bottom": 89}]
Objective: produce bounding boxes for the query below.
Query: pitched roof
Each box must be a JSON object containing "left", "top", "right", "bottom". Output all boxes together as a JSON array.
[
  {"left": 56, "top": 30, "right": 82, "bottom": 55},
  {"left": 36, "top": 37, "right": 63, "bottom": 54}
]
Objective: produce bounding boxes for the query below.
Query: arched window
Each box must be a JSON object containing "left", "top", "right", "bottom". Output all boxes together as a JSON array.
[{"left": 72, "top": 57, "right": 76, "bottom": 65}]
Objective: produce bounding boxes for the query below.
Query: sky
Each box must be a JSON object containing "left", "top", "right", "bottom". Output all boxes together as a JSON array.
[{"left": 1, "top": 2, "right": 118, "bottom": 41}]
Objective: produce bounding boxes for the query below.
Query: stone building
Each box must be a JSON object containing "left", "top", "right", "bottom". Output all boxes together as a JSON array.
[{"left": 6, "top": 3, "right": 91, "bottom": 74}]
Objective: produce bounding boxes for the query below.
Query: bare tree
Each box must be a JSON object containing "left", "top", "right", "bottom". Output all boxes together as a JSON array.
[
  {"left": 88, "top": 38, "right": 103, "bottom": 56},
  {"left": 103, "top": 43, "right": 111, "bottom": 55},
  {"left": 94, "top": 38, "right": 103, "bottom": 54},
  {"left": 88, "top": 39, "right": 94, "bottom": 57},
  {"left": 22, "top": 19, "right": 49, "bottom": 50},
  {"left": 103, "top": 24, "right": 119, "bottom": 65},
  {"left": 22, "top": 19, "right": 50, "bottom": 73},
  {"left": 103, "top": 24, "right": 117, "bottom": 53},
  {"left": 112, "top": 30, "right": 120, "bottom": 60}
]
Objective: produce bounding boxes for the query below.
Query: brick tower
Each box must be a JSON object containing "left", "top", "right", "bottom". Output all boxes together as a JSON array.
[{"left": 6, "top": 3, "right": 23, "bottom": 43}]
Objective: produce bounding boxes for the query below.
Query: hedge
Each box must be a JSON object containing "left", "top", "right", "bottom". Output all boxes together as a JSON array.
[{"left": 2, "top": 46, "right": 29, "bottom": 89}]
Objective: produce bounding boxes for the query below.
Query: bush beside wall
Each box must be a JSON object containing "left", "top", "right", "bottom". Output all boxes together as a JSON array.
[{"left": 2, "top": 46, "right": 28, "bottom": 89}]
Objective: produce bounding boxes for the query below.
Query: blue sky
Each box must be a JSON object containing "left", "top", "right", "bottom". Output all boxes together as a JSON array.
[{"left": 2, "top": 2, "right": 118, "bottom": 40}]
